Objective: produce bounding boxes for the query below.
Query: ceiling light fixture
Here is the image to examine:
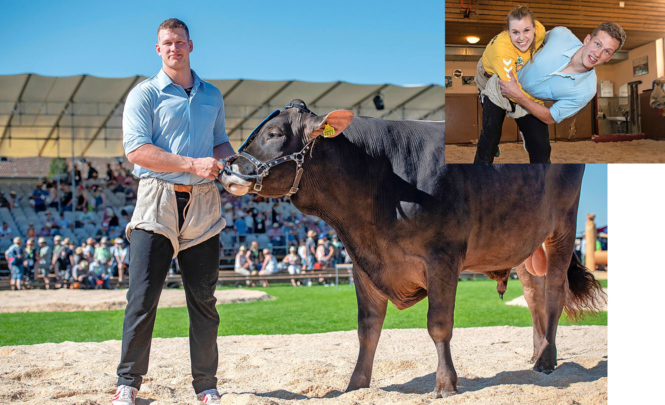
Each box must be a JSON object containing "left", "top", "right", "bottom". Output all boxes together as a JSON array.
[{"left": 466, "top": 36, "right": 480, "bottom": 44}]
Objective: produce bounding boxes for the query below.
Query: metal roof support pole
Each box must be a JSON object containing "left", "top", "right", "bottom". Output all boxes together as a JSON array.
[
  {"left": 309, "top": 81, "right": 343, "bottom": 109},
  {"left": 227, "top": 80, "right": 294, "bottom": 138},
  {"left": 80, "top": 75, "right": 141, "bottom": 156},
  {"left": 0, "top": 74, "right": 32, "bottom": 149},
  {"left": 71, "top": 108, "right": 76, "bottom": 219},
  {"left": 38, "top": 74, "right": 87, "bottom": 157}
]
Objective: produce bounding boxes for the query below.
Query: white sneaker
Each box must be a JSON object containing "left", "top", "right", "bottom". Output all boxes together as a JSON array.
[
  {"left": 197, "top": 388, "right": 222, "bottom": 404},
  {"left": 112, "top": 385, "right": 138, "bottom": 405}
]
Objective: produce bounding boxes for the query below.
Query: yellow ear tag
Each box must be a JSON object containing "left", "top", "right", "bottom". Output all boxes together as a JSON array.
[{"left": 322, "top": 123, "right": 335, "bottom": 138}]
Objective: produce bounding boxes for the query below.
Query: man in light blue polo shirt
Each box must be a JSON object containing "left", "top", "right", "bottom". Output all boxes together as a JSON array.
[
  {"left": 113, "top": 18, "right": 233, "bottom": 405},
  {"left": 499, "top": 22, "right": 625, "bottom": 162}
]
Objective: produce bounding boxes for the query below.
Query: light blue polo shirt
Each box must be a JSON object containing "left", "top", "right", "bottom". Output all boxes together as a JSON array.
[
  {"left": 517, "top": 27, "right": 597, "bottom": 123},
  {"left": 122, "top": 69, "right": 229, "bottom": 185}
]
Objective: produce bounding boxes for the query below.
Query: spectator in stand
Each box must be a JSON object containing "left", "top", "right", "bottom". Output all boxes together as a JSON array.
[
  {"left": 26, "top": 222, "right": 37, "bottom": 238},
  {"left": 244, "top": 209, "right": 254, "bottom": 233},
  {"left": 268, "top": 223, "right": 283, "bottom": 247},
  {"left": 91, "top": 186, "right": 106, "bottom": 212},
  {"left": 271, "top": 201, "right": 281, "bottom": 224},
  {"left": 1, "top": 221, "right": 11, "bottom": 237},
  {"left": 9, "top": 191, "right": 20, "bottom": 210},
  {"left": 60, "top": 183, "right": 73, "bottom": 211},
  {"left": 282, "top": 246, "right": 302, "bottom": 287},
  {"left": 74, "top": 164, "right": 82, "bottom": 184},
  {"left": 23, "top": 238, "right": 37, "bottom": 283},
  {"left": 234, "top": 213, "right": 247, "bottom": 243},
  {"left": 305, "top": 230, "right": 317, "bottom": 271},
  {"left": 37, "top": 237, "right": 52, "bottom": 289},
  {"left": 331, "top": 234, "right": 343, "bottom": 266},
  {"left": 57, "top": 212, "right": 73, "bottom": 232},
  {"left": 31, "top": 183, "right": 47, "bottom": 212},
  {"left": 75, "top": 185, "right": 87, "bottom": 211},
  {"left": 283, "top": 222, "right": 296, "bottom": 247},
  {"left": 245, "top": 240, "right": 263, "bottom": 272},
  {"left": 89, "top": 257, "right": 111, "bottom": 289},
  {"left": 71, "top": 259, "right": 90, "bottom": 289},
  {"left": 94, "top": 237, "right": 113, "bottom": 265},
  {"left": 113, "top": 238, "right": 129, "bottom": 283},
  {"left": 222, "top": 203, "right": 234, "bottom": 228},
  {"left": 86, "top": 161, "right": 98, "bottom": 180},
  {"left": 258, "top": 248, "right": 278, "bottom": 287},
  {"left": 0, "top": 192, "right": 10, "bottom": 210},
  {"left": 106, "top": 163, "right": 115, "bottom": 182},
  {"left": 123, "top": 178, "right": 136, "bottom": 205},
  {"left": 45, "top": 183, "right": 58, "bottom": 209},
  {"left": 80, "top": 206, "right": 95, "bottom": 227},
  {"left": 115, "top": 165, "right": 125, "bottom": 186},
  {"left": 5, "top": 237, "right": 25, "bottom": 290},
  {"left": 234, "top": 245, "right": 253, "bottom": 276},
  {"left": 102, "top": 207, "right": 120, "bottom": 236},
  {"left": 254, "top": 212, "right": 266, "bottom": 234},
  {"left": 84, "top": 237, "right": 96, "bottom": 257}
]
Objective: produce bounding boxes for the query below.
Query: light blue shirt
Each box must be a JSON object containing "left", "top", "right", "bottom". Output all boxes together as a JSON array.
[
  {"left": 122, "top": 69, "right": 229, "bottom": 185},
  {"left": 517, "top": 27, "right": 597, "bottom": 123}
]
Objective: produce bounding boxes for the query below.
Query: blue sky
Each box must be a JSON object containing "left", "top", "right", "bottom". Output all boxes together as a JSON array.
[
  {"left": 0, "top": 0, "right": 444, "bottom": 85},
  {"left": 578, "top": 164, "right": 607, "bottom": 236}
]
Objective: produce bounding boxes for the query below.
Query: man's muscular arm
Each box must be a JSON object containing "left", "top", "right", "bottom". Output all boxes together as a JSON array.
[
  {"left": 127, "top": 144, "right": 223, "bottom": 181},
  {"left": 500, "top": 70, "right": 556, "bottom": 125}
]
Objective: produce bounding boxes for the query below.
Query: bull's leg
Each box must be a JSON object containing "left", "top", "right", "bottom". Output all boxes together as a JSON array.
[
  {"left": 515, "top": 262, "right": 547, "bottom": 363},
  {"left": 427, "top": 259, "right": 461, "bottom": 398},
  {"left": 346, "top": 269, "right": 388, "bottom": 391},
  {"left": 532, "top": 231, "right": 576, "bottom": 373}
]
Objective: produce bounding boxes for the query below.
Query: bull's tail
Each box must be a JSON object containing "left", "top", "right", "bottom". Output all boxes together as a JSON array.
[{"left": 564, "top": 252, "right": 606, "bottom": 321}]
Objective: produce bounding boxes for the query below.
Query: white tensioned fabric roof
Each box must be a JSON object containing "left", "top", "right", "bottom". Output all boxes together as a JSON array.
[{"left": 0, "top": 74, "right": 445, "bottom": 157}]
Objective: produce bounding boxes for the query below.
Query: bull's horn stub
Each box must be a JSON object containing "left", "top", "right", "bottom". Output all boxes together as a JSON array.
[{"left": 322, "top": 123, "right": 335, "bottom": 138}]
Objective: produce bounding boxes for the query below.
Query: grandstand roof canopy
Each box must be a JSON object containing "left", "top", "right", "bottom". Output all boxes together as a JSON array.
[{"left": 0, "top": 74, "right": 445, "bottom": 158}]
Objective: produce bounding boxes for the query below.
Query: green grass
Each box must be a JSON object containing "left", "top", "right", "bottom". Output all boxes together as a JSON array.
[{"left": 0, "top": 279, "right": 607, "bottom": 346}]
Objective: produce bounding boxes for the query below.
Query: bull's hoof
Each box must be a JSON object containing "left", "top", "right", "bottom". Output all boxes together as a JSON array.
[
  {"left": 432, "top": 388, "right": 458, "bottom": 399},
  {"left": 533, "top": 360, "right": 556, "bottom": 374}
]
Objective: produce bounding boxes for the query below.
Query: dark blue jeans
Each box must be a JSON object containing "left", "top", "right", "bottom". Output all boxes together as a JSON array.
[{"left": 117, "top": 192, "right": 221, "bottom": 394}]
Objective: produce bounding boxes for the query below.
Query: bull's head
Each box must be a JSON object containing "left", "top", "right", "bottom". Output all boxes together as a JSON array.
[{"left": 220, "top": 99, "right": 353, "bottom": 197}]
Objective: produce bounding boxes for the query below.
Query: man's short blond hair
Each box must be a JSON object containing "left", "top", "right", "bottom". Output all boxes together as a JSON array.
[{"left": 158, "top": 18, "right": 190, "bottom": 40}]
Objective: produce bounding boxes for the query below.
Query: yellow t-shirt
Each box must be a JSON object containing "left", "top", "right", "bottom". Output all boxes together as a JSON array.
[{"left": 482, "top": 20, "right": 546, "bottom": 104}]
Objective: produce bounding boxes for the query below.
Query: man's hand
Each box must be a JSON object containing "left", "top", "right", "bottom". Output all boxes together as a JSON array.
[
  {"left": 190, "top": 157, "right": 225, "bottom": 181},
  {"left": 500, "top": 70, "right": 524, "bottom": 101}
]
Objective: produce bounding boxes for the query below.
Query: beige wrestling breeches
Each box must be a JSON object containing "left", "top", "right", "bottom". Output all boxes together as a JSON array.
[{"left": 126, "top": 178, "right": 226, "bottom": 258}]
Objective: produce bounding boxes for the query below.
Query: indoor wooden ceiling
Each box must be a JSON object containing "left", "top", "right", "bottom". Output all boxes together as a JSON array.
[{"left": 445, "top": 0, "right": 665, "bottom": 51}]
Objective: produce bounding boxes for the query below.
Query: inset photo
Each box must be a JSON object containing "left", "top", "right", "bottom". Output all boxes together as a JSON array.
[{"left": 444, "top": 0, "right": 665, "bottom": 163}]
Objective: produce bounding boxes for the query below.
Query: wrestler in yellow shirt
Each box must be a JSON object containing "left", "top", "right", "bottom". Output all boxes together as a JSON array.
[{"left": 482, "top": 20, "right": 546, "bottom": 104}]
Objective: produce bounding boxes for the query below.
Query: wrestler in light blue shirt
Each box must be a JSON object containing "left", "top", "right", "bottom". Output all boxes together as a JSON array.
[
  {"left": 517, "top": 27, "right": 597, "bottom": 123},
  {"left": 122, "top": 69, "right": 229, "bottom": 185}
]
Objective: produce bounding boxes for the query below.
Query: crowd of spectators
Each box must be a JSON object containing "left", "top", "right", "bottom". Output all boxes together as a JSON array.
[
  {"left": 2, "top": 159, "right": 351, "bottom": 290},
  {"left": 3, "top": 234, "right": 130, "bottom": 290}
]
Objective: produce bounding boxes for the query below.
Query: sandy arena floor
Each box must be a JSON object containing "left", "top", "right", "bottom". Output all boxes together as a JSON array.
[
  {"left": 445, "top": 138, "right": 665, "bottom": 163},
  {"left": 0, "top": 288, "right": 607, "bottom": 404}
]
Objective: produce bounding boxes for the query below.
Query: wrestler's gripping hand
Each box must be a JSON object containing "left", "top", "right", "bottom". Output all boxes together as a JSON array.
[
  {"left": 192, "top": 157, "right": 225, "bottom": 181},
  {"left": 499, "top": 70, "right": 523, "bottom": 101}
]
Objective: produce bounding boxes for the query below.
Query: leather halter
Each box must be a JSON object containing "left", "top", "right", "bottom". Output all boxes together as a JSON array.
[{"left": 221, "top": 104, "right": 316, "bottom": 197}]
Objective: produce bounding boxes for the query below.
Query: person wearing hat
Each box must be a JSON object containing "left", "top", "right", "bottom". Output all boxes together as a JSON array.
[
  {"left": 37, "top": 237, "right": 52, "bottom": 289},
  {"left": 234, "top": 245, "right": 252, "bottom": 276},
  {"left": 71, "top": 259, "right": 89, "bottom": 289},
  {"left": 305, "top": 230, "right": 317, "bottom": 271},
  {"left": 9, "top": 191, "right": 19, "bottom": 210},
  {"left": 282, "top": 246, "right": 302, "bottom": 287},
  {"left": 4, "top": 237, "right": 25, "bottom": 290}
]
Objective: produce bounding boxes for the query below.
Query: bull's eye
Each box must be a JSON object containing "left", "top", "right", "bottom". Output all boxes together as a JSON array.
[{"left": 266, "top": 132, "right": 284, "bottom": 141}]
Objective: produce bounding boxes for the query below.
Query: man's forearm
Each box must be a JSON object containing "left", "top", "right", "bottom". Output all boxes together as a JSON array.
[
  {"left": 513, "top": 94, "right": 556, "bottom": 125},
  {"left": 127, "top": 144, "right": 197, "bottom": 174}
]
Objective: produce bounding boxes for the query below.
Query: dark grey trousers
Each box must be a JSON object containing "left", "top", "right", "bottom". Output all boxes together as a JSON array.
[{"left": 117, "top": 192, "right": 221, "bottom": 394}]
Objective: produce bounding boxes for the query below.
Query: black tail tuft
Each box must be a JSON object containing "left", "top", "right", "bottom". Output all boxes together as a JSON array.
[{"left": 564, "top": 253, "right": 606, "bottom": 321}]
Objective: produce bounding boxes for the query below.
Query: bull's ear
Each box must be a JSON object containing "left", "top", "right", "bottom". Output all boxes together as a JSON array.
[{"left": 309, "top": 110, "right": 354, "bottom": 140}]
